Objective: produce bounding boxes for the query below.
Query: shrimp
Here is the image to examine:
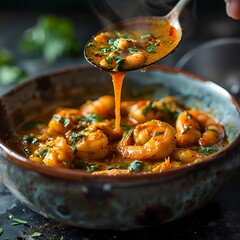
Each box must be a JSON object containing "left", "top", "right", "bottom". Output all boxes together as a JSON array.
[
  {"left": 117, "top": 120, "right": 176, "bottom": 160},
  {"left": 76, "top": 129, "right": 109, "bottom": 161},
  {"left": 170, "top": 148, "right": 205, "bottom": 164},
  {"left": 79, "top": 95, "right": 115, "bottom": 119},
  {"left": 128, "top": 100, "right": 164, "bottom": 124},
  {"left": 48, "top": 108, "right": 81, "bottom": 135},
  {"left": 176, "top": 110, "right": 225, "bottom": 147},
  {"left": 123, "top": 52, "right": 146, "bottom": 70},
  {"left": 30, "top": 136, "right": 74, "bottom": 168}
]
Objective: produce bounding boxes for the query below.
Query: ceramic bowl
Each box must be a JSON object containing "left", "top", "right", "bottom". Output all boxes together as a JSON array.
[{"left": 0, "top": 65, "right": 239, "bottom": 230}]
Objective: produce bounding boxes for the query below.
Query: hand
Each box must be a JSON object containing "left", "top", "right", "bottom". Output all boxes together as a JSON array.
[{"left": 225, "top": 0, "right": 240, "bottom": 19}]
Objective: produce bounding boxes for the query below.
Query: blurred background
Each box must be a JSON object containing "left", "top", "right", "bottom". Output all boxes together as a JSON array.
[{"left": 0, "top": 0, "right": 240, "bottom": 97}]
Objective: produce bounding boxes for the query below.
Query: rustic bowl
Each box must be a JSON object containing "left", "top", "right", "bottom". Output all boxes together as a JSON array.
[{"left": 0, "top": 65, "right": 239, "bottom": 230}]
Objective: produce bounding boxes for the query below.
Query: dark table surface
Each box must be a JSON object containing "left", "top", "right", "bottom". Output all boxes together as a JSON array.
[{"left": 0, "top": 1, "right": 240, "bottom": 239}]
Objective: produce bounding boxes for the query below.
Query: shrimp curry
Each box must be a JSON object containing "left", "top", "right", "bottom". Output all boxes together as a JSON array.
[{"left": 11, "top": 95, "right": 227, "bottom": 175}]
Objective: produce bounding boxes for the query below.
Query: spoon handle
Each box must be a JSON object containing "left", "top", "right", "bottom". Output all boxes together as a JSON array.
[{"left": 165, "top": 0, "right": 191, "bottom": 26}]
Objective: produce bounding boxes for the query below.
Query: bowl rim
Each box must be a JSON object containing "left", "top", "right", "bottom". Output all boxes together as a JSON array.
[{"left": 0, "top": 65, "right": 240, "bottom": 183}]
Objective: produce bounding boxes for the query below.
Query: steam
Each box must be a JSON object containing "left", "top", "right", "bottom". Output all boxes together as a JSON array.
[{"left": 88, "top": 0, "right": 196, "bottom": 28}]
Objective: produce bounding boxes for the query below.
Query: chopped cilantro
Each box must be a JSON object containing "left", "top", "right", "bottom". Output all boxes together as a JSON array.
[
  {"left": 31, "top": 232, "right": 42, "bottom": 238},
  {"left": 113, "top": 55, "right": 125, "bottom": 70},
  {"left": 22, "top": 134, "right": 38, "bottom": 144},
  {"left": 128, "top": 160, "right": 144, "bottom": 172},
  {"left": 140, "top": 33, "right": 153, "bottom": 39},
  {"left": 38, "top": 146, "right": 50, "bottom": 159},
  {"left": 142, "top": 102, "right": 158, "bottom": 116},
  {"left": 153, "top": 131, "right": 164, "bottom": 137},
  {"left": 11, "top": 217, "right": 28, "bottom": 226},
  {"left": 182, "top": 126, "right": 190, "bottom": 134},
  {"left": 128, "top": 46, "right": 138, "bottom": 54},
  {"left": 147, "top": 42, "right": 157, "bottom": 53},
  {"left": 70, "top": 132, "right": 84, "bottom": 150},
  {"left": 192, "top": 145, "right": 222, "bottom": 156},
  {"left": 79, "top": 113, "right": 105, "bottom": 123},
  {"left": 54, "top": 115, "right": 70, "bottom": 127}
]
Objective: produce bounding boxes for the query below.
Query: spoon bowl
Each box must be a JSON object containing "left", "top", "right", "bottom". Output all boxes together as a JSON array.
[{"left": 84, "top": 0, "right": 191, "bottom": 72}]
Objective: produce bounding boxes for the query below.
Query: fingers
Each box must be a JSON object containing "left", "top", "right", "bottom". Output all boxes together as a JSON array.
[{"left": 225, "top": 0, "right": 240, "bottom": 19}]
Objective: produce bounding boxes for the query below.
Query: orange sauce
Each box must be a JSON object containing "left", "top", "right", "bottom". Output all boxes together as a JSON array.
[{"left": 111, "top": 72, "right": 125, "bottom": 132}]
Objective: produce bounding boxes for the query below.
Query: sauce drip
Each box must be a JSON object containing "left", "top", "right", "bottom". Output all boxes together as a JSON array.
[{"left": 111, "top": 72, "right": 125, "bottom": 132}]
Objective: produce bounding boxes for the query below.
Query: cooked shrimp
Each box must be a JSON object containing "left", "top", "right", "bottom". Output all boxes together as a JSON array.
[
  {"left": 79, "top": 95, "right": 115, "bottom": 119},
  {"left": 176, "top": 110, "right": 225, "bottom": 147},
  {"left": 123, "top": 52, "right": 146, "bottom": 70},
  {"left": 48, "top": 108, "right": 81, "bottom": 135},
  {"left": 118, "top": 120, "right": 176, "bottom": 160},
  {"left": 76, "top": 129, "right": 109, "bottom": 161},
  {"left": 128, "top": 100, "right": 164, "bottom": 124},
  {"left": 30, "top": 136, "right": 74, "bottom": 168},
  {"left": 170, "top": 148, "right": 205, "bottom": 164}
]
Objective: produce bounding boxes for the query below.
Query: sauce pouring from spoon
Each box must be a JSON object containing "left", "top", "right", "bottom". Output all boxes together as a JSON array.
[{"left": 84, "top": 0, "right": 191, "bottom": 131}]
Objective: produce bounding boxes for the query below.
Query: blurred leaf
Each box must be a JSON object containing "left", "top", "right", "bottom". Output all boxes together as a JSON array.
[
  {"left": 0, "top": 48, "right": 13, "bottom": 65},
  {"left": 19, "top": 15, "right": 82, "bottom": 62},
  {"left": 0, "top": 65, "right": 27, "bottom": 85}
]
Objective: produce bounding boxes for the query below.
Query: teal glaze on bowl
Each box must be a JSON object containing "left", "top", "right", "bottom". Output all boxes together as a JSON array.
[{"left": 0, "top": 66, "right": 239, "bottom": 230}]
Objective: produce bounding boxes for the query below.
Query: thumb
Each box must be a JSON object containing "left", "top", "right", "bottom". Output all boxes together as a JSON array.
[{"left": 225, "top": 0, "right": 240, "bottom": 19}]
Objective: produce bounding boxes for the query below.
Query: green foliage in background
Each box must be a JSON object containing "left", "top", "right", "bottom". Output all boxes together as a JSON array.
[
  {"left": 19, "top": 15, "right": 82, "bottom": 62},
  {"left": 0, "top": 48, "right": 27, "bottom": 86}
]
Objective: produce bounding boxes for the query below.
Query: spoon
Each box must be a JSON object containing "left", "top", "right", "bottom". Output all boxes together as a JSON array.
[{"left": 84, "top": 0, "right": 191, "bottom": 72}]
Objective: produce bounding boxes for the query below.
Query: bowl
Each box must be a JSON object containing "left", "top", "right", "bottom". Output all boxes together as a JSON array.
[
  {"left": 0, "top": 65, "right": 239, "bottom": 230},
  {"left": 175, "top": 38, "right": 240, "bottom": 100}
]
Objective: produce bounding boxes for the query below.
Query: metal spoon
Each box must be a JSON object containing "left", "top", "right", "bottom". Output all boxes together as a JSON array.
[{"left": 84, "top": 0, "right": 191, "bottom": 72}]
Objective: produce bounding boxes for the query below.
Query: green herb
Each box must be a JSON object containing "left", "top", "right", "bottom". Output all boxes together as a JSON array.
[
  {"left": 113, "top": 56, "right": 125, "bottom": 70},
  {"left": 0, "top": 65, "right": 27, "bottom": 85},
  {"left": 70, "top": 132, "right": 84, "bottom": 150},
  {"left": 128, "top": 46, "right": 138, "bottom": 54},
  {"left": 11, "top": 217, "right": 28, "bottom": 226},
  {"left": 19, "top": 15, "right": 81, "bottom": 62},
  {"left": 120, "top": 124, "right": 134, "bottom": 131},
  {"left": 0, "top": 48, "right": 13, "bottom": 65},
  {"left": 0, "top": 227, "right": 4, "bottom": 235},
  {"left": 23, "top": 135, "right": 38, "bottom": 144},
  {"left": 54, "top": 115, "right": 70, "bottom": 127},
  {"left": 23, "top": 146, "right": 32, "bottom": 154},
  {"left": 79, "top": 113, "right": 105, "bottom": 123},
  {"left": 105, "top": 56, "right": 113, "bottom": 66},
  {"left": 31, "top": 232, "right": 42, "bottom": 238},
  {"left": 192, "top": 145, "right": 222, "bottom": 156},
  {"left": 74, "top": 159, "right": 101, "bottom": 172},
  {"left": 153, "top": 131, "right": 164, "bottom": 137},
  {"left": 123, "top": 129, "right": 134, "bottom": 138},
  {"left": 140, "top": 33, "right": 153, "bottom": 39},
  {"left": 38, "top": 146, "right": 50, "bottom": 159},
  {"left": 182, "top": 126, "right": 190, "bottom": 134},
  {"left": 128, "top": 160, "right": 144, "bottom": 172},
  {"left": 147, "top": 42, "right": 157, "bottom": 53},
  {"left": 60, "top": 236, "right": 65, "bottom": 240},
  {"left": 142, "top": 102, "right": 158, "bottom": 116}
]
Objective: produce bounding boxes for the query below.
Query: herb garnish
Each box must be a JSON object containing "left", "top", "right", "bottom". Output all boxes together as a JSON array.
[
  {"left": 0, "top": 227, "right": 4, "bottom": 235},
  {"left": 113, "top": 55, "right": 125, "bottom": 70},
  {"left": 142, "top": 102, "right": 158, "bottom": 115},
  {"left": 128, "top": 160, "right": 144, "bottom": 172},
  {"left": 192, "top": 145, "right": 222, "bottom": 156},
  {"left": 182, "top": 126, "right": 190, "bottom": 134},
  {"left": 147, "top": 42, "right": 157, "bottom": 53},
  {"left": 31, "top": 232, "right": 42, "bottom": 238},
  {"left": 22, "top": 134, "right": 38, "bottom": 144},
  {"left": 11, "top": 217, "right": 28, "bottom": 226},
  {"left": 140, "top": 33, "right": 153, "bottom": 39},
  {"left": 38, "top": 146, "right": 50, "bottom": 159},
  {"left": 79, "top": 113, "right": 105, "bottom": 123},
  {"left": 54, "top": 115, "right": 70, "bottom": 127},
  {"left": 153, "top": 131, "right": 164, "bottom": 137},
  {"left": 70, "top": 132, "right": 84, "bottom": 150}
]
